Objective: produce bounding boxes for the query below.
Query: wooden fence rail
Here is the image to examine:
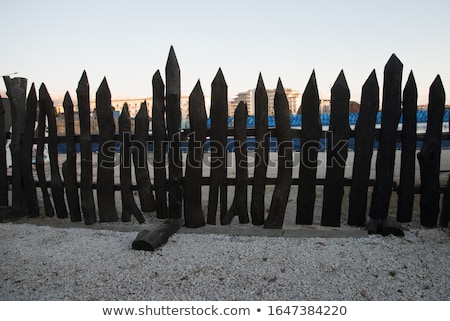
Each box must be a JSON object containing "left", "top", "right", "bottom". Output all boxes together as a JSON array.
[{"left": 1, "top": 48, "right": 449, "bottom": 234}]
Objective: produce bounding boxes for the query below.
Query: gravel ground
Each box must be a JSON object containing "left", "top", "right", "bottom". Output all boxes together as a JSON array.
[{"left": 0, "top": 223, "right": 449, "bottom": 301}]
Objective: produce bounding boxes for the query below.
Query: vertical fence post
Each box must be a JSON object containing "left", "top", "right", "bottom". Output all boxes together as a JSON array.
[
  {"left": 96, "top": 77, "right": 119, "bottom": 222},
  {"left": 296, "top": 70, "right": 321, "bottom": 225},
  {"left": 183, "top": 80, "right": 207, "bottom": 228},
  {"left": 22, "top": 84, "right": 39, "bottom": 217},
  {"left": 264, "top": 79, "right": 292, "bottom": 229},
  {"left": 152, "top": 70, "right": 168, "bottom": 219},
  {"left": 418, "top": 75, "right": 445, "bottom": 227},
  {"left": 321, "top": 71, "right": 350, "bottom": 227},
  {"left": 397, "top": 72, "right": 417, "bottom": 222},
  {"left": 62, "top": 92, "right": 82, "bottom": 222},
  {"left": 368, "top": 54, "right": 404, "bottom": 236},
  {"left": 133, "top": 102, "right": 156, "bottom": 213},
  {"left": 3, "top": 76, "right": 28, "bottom": 215},
  {"left": 348, "top": 70, "right": 379, "bottom": 226},
  {"left": 77, "top": 71, "right": 97, "bottom": 225},
  {"left": 250, "top": 74, "right": 268, "bottom": 226},
  {"left": 119, "top": 104, "right": 145, "bottom": 223},
  {"left": 39, "top": 83, "right": 68, "bottom": 219},
  {"left": 223, "top": 101, "right": 249, "bottom": 225},
  {"left": 165, "top": 47, "right": 183, "bottom": 219},
  {"left": 0, "top": 96, "right": 7, "bottom": 206},
  {"left": 207, "top": 68, "right": 228, "bottom": 225}
]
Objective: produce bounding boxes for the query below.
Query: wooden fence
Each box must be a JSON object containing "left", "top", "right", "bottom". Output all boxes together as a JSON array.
[{"left": 1, "top": 47, "right": 449, "bottom": 236}]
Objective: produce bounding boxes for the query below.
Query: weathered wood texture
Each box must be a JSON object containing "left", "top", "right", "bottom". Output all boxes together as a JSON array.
[
  {"left": 0, "top": 96, "right": 7, "bottom": 206},
  {"left": 183, "top": 81, "right": 207, "bottom": 228},
  {"left": 132, "top": 218, "right": 183, "bottom": 251},
  {"left": 62, "top": 92, "right": 82, "bottom": 222},
  {"left": 133, "top": 102, "right": 156, "bottom": 213},
  {"left": 296, "top": 71, "right": 321, "bottom": 225},
  {"left": 207, "top": 69, "right": 228, "bottom": 225},
  {"left": 264, "top": 79, "right": 292, "bottom": 229},
  {"left": 397, "top": 72, "right": 417, "bottom": 223},
  {"left": 321, "top": 71, "right": 350, "bottom": 227},
  {"left": 77, "top": 71, "right": 96, "bottom": 225},
  {"left": 348, "top": 70, "right": 379, "bottom": 226},
  {"left": 96, "top": 78, "right": 118, "bottom": 222},
  {"left": 152, "top": 70, "right": 168, "bottom": 219},
  {"left": 223, "top": 101, "right": 249, "bottom": 225},
  {"left": 165, "top": 47, "right": 183, "bottom": 219},
  {"left": 418, "top": 75, "right": 445, "bottom": 227},
  {"left": 250, "top": 74, "right": 269, "bottom": 226},
  {"left": 39, "top": 84, "right": 68, "bottom": 219}
]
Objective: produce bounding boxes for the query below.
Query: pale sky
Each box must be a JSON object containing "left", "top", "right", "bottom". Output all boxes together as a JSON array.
[{"left": 1, "top": 0, "right": 449, "bottom": 105}]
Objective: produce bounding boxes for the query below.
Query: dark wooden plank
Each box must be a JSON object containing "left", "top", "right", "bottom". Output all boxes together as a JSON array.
[
  {"left": 440, "top": 175, "right": 450, "bottom": 228},
  {"left": 152, "top": 70, "right": 168, "bottom": 219},
  {"left": 368, "top": 54, "right": 404, "bottom": 236},
  {"left": 397, "top": 72, "right": 417, "bottom": 222},
  {"left": 39, "top": 83, "right": 68, "bottom": 219},
  {"left": 133, "top": 102, "right": 155, "bottom": 213},
  {"left": 207, "top": 68, "right": 228, "bottom": 225},
  {"left": 264, "top": 79, "right": 292, "bottom": 229},
  {"left": 62, "top": 92, "right": 82, "bottom": 222},
  {"left": 22, "top": 84, "right": 39, "bottom": 217},
  {"left": 96, "top": 77, "right": 119, "bottom": 222},
  {"left": 223, "top": 101, "right": 249, "bottom": 225},
  {"left": 0, "top": 96, "right": 7, "bottom": 206},
  {"left": 77, "top": 71, "right": 97, "bottom": 225},
  {"left": 348, "top": 70, "right": 379, "bottom": 226},
  {"left": 165, "top": 47, "right": 183, "bottom": 219},
  {"left": 132, "top": 218, "right": 183, "bottom": 251},
  {"left": 250, "top": 74, "right": 268, "bottom": 226},
  {"left": 296, "top": 70, "right": 321, "bottom": 225},
  {"left": 183, "top": 80, "right": 207, "bottom": 228},
  {"left": 321, "top": 71, "right": 350, "bottom": 227},
  {"left": 418, "top": 75, "right": 445, "bottom": 227},
  {"left": 119, "top": 104, "right": 145, "bottom": 223}
]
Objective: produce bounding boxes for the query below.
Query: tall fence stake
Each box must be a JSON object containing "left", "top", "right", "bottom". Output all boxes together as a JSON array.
[{"left": 0, "top": 96, "right": 7, "bottom": 207}]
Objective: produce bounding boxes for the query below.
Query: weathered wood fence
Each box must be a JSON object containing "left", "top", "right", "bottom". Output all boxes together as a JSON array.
[{"left": 1, "top": 48, "right": 449, "bottom": 235}]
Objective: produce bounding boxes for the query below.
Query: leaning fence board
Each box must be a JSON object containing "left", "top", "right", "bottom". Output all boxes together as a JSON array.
[
  {"left": 152, "top": 70, "right": 168, "bottom": 219},
  {"left": 77, "top": 71, "right": 97, "bottom": 225},
  {"left": 183, "top": 80, "right": 207, "bottom": 228},
  {"left": 250, "top": 74, "right": 269, "bottom": 226},
  {"left": 62, "top": 92, "right": 82, "bottom": 222},
  {"left": 0, "top": 96, "right": 7, "bottom": 206},
  {"left": 207, "top": 69, "right": 228, "bottom": 225},
  {"left": 296, "top": 71, "right": 321, "bottom": 225},
  {"left": 264, "top": 79, "right": 292, "bottom": 229},
  {"left": 418, "top": 75, "right": 445, "bottom": 228},
  {"left": 348, "top": 70, "right": 379, "bottom": 227},
  {"left": 321, "top": 71, "right": 350, "bottom": 227},
  {"left": 40, "top": 83, "right": 68, "bottom": 219},
  {"left": 397, "top": 72, "right": 418, "bottom": 223}
]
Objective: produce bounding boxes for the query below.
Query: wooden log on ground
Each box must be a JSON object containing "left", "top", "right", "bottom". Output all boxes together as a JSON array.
[
  {"left": 348, "top": 70, "right": 379, "bottom": 226},
  {"left": 296, "top": 70, "right": 321, "bottom": 225},
  {"left": 165, "top": 47, "right": 183, "bottom": 219},
  {"left": 62, "top": 92, "right": 82, "bottom": 222},
  {"left": 368, "top": 54, "right": 404, "bottom": 236},
  {"left": 183, "top": 80, "right": 207, "bottom": 228},
  {"left": 22, "top": 84, "right": 39, "bottom": 217},
  {"left": 77, "top": 71, "right": 97, "bottom": 224},
  {"left": 417, "top": 75, "right": 445, "bottom": 228},
  {"left": 96, "top": 77, "right": 118, "bottom": 222},
  {"left": 207, "top": 68, "right": 228, "bottom": 225},
  {"left": 0, "top": 96, "right": 7, "bottom": 206},
  {"left": 132, "top": 218, "right": 183, "bottom": 251},
  {"left": 250, "top": 74, "right": 269, "bottom": 226},
  {"left": 396, "top": 72, "right": 417, "bottom": 223},
  {"left": 152, "top": 70, "right": 168, "bottom": 219},
  {"left": 223, "top": 101, "right": 249, "bottom": 225},
  {"left": 321, "top": 71, "right": 350, "bottom": 227},
  {"left": 264, "top": 79, "right": 292, "bottom": 229},
  {"left": 133, "top": 102, "right": 156, "bottom": 213},
  {"left": 119, "top": 104, "right": 145, "bottom": 223},
  {"left": 39, "top": 83, "right": 68, "bottom": 218}
]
